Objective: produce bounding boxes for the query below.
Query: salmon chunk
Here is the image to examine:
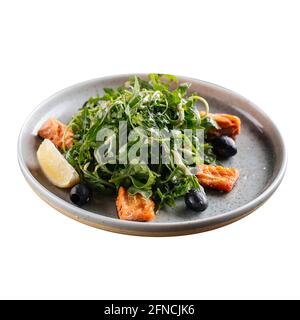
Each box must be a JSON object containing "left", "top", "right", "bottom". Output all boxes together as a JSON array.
[
  {"left": 212, "top": 113, "right": 241, "bottom": 138},
  {"left": 116, "top": 186, "right": 155, "bottom": 222},
  {"left": 38, "top": 118, "right": 73, "bottom": 149},
  {"left": 201, "top": 113, "right": 241, "bottom": 138},
  {"left": 196, "top": 164, "right": 239, "bottom": 192}
]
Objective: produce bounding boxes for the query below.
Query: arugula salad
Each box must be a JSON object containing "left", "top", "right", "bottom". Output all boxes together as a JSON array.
[{"left": 37, "top": 74, "right": 241, "bottom": 222}]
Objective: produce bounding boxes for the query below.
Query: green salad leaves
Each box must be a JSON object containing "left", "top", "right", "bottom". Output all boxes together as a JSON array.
[{"left": 65, "top": 74, "right": 218, "bottom": 207}]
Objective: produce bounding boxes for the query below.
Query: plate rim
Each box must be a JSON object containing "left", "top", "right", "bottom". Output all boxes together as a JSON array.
[{"left": 17, "top": 74, "right": 287, "bottom": 236}]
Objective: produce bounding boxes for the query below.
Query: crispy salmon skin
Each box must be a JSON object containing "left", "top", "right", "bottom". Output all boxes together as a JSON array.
[
  {"left": 196, "top": 164, "right": 239, "bottom": 192},
  {"left": 116, "top": 186, "right": 155, "bottom": 221},
  {"left": 38, "top": 118, "right": 73, "bottom": 149}
]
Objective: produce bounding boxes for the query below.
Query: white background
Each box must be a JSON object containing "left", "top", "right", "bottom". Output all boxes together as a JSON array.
[{"left": 0, "top": 0, "right": 299, "bottom": 300}]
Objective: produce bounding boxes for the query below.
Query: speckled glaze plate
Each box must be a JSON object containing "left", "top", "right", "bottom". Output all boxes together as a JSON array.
[{"left": 18, "top": 75, "right": 287, "bottom": 236}]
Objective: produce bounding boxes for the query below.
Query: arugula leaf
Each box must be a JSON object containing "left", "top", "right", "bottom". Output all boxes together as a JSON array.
[{"left": 201, "top": 115, "right": 220, "bottom": 130}]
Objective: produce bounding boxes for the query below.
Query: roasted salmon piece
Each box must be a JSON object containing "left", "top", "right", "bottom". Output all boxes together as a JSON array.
[
  {"left": 196, "top": 164, "right": 239, "bottom": 192},
  {"left": 116, "top": 186, "right": 155, "bottom": 222},
  {"left": 201, "top": 112, "right": 241, "bottom": 139},
  {"left": 38, "top": 118, "right": 73, "bottom": 149},
  {"left": 212, "top": 113, "right": 241, "bottom": 138}
]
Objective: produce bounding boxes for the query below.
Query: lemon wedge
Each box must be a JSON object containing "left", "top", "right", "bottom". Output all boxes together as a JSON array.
[{"left": 37, "top": 139, "right": 80, "bottom": 188}]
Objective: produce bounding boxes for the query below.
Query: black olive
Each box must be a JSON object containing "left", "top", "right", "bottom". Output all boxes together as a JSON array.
[
  {"left": 70, "top": 183, "right": 92, "bottom": 206},
  {"left": 82, "top": 100, "right": 88, "bottom": 108},
  {"left": 212, "top": 135, "right": 237, "bottom": 158},
  {"left": 185, "top": 188, "right": 208, "bottom": 212}
]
